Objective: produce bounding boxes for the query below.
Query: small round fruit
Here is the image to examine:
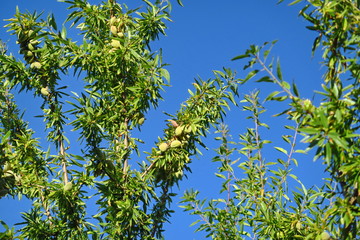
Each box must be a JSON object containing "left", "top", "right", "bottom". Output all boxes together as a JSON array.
[
  {"left": 185, "top": 126, "right": 192, "bottom": 133},
  {"left": 27, "top": 30, "right": 34, "bottom": 37},
  {"left": 138, "top": 117, "right": 145, "bottom": 125},
  {"left": 159, "top": 142, "right": 168, "bottom": 152},
  {"left": 28, "top": 43, "right": 35, "bottom": 50},
  {"left": 110, "top": 16, "right": 116, "bottom": 25},
  {"left": 175, "top": 126, "right": 184, "bottom": 136},
  {"left": 174, "top": 170, "right": 183, "bottom": 178},
  {"left": 41, "top": 87, "right": 50, "bottom": 96},
  {"left": 111, "top": 39, "right": 121, "bottom": 48},
  {"left": 63, "top": 182, "right": 73, "bottom": 192},
  {"left": 30, "top": 62, "right": 42, "bottom": 69},
  {"left": 3, "top": 162, "right": 12, "bottom": 172},
  {"left": 320, "top": 232, "right": 330, "bottom": 240},
  {"left": 303, "top": 99, "right": 313, "bottom": 110},
  {"left": 4, "top": 171, "right": 13, "bottom": 177},
  {"left": 170, "top": 140, "right": 182, "bottom": 148},
  {"left": 276, "top": 232, "right": 284, "bottom": 238},
  {"left": 26, "top": 51, "right": 33, "bottom": 57},
  {"left": 117, "top": 32, "right": 124, "bottom": 38},
  {"left": 169, "top": 119, "right": 179, "bottom": 127},
  {"left": 110, "top": 25, "right": 118, "bottom": 35},
  {"left": 29, "top": 39, "right": 39, "bottom": 45}
]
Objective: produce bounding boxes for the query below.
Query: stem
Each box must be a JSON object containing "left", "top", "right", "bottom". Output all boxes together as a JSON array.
[
  {"left": 109, "top": 0, "right": 116, "bottom": 18},
  {"left": 39, "top": 186, "right": 52, "bottom": 224},
  {"left": 59, "top": 138, "right": 68, "bottom": 184},
  {"left": 252, "top": 98, "right": 265, "bottom": 197},
  {"left": 277, "top": 123, "right": 299, "bottom": 195},
  {"left": 150, "top": 184, "right": 169, "bottom": 238},
  {"left": 256, "top": 54, "right": 294, "bottom": 98},
  {"left": 142, "top": 160, "right": 156, "bottom": 179},
  {"left": 122, "top": 118, "right": 129, "bottom": 175}
]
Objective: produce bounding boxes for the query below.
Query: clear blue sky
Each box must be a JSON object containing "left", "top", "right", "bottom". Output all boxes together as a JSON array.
[{"left": 0, "top": 1, "right": 327, "bottom": 239}]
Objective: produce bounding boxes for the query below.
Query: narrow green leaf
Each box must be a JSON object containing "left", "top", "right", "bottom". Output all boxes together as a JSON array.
[
  {"left": 61, "top": 25, "right": 67, "bottom": 39},
  {"left": 231, "top": 54, "right": 250, "bottom": 61},
  {"left": 256, "top": 76, "right": 272, "bottom": 83},
  {"left": 292, "top": 82, "right": 299, "bottom": 97},
  {"left": 245, "top": 69, "right": 259, "bottom": 81},
  {"left": 161, "top": 68, "right": 170, "bottom": 81},
  {"left": 274, "top": 147, "right": 288, "bottom": 155},
  {"left": 1, "top": 131, "right": 11, "bottom": 143},
  {"left": 177, "top": 0, "right": 184, "bottom": 7},
  {"left": 298, "top": 127, "right": 319, "bottom": 134},
  {"left": 276, "top": 58, "right": 283, "bottom": 81},
  {"left": 289, "top": 0, "right": 303, "bottom": 6}
]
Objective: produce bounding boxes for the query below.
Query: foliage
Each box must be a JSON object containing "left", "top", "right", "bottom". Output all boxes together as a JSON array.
[
  {"left": 0, "top": 0, "right": 359, "bottom": 240},
  {"left": 181, "top": 0, "right": 360, "bottom": 239},
  {"left": 0, "top": 0, "right": 238, "bottom": 239}
]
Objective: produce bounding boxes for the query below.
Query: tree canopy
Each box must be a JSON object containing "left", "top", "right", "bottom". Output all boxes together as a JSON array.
[{"left": 0, "top": 0, "right": 359, "bottom": 239}]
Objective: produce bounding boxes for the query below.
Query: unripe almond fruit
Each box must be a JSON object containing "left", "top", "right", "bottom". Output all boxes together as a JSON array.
[
  {"left": 169, "top": 119, "right": 179, "bottom": 127},
  {"left": 3, "top": 162, "right": 12, "bottom": 172},
  {"left": 175, "top": 126, "right": 184, "bottom": 136},
  {"left": 3, "top": 171, "right": 13, "bottom": 177},
  {"left": 159, "top": 142, "right": 168, "bottom": 152},
  {"left": 63, "top": 182, "right": 73, "bottom": 191},
  {"left": 320, "top": 232, "right": 330, "bottom": 240},
  {"left": 29, "top": 39, "right": 39, "bottom": 45},
  {"left": 170, "top": 140, "right": 181, "bottom": 148},
  {"left": 174, "top": 170, "right": 183, "bottom": 178},
  {"left": 27, "top": 30, "right": 34, "bottom": 37},
  {"left": 110, "top": 25, "right": 118, "bottom": 35},
  {"left": 110, "top": 16, "right": 116, "bottom": 25},
  {"left": 110, "top": 39, "right": 121, "bottom": 48},
  {"left": 28, "top": 43, "right": 35, "bottom": 50},
  {"left": 303, "top": 99, "right": 313, "bottom": 111},
  {"left": 138, "top": 117, "right": 145, "bottom": 125},
  {"left": 41, "top": 87, "right": 50, "bottom": 96},
  {"left": 26, "top": 51, "right": 33, "bottom": 57},
  {"left": 185, "top": 126, "right": 192, "bottom": 133},
  {"left": 117, "top": 32, "right": 124, "bottom": 37},
  {"left": 31, "top": 62, "right": 42, "bottom": 69}
]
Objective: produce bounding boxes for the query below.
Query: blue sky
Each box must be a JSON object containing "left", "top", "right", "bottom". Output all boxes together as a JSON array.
[{"left": 0, "top": 0, "right": 327, "bottom": 239}]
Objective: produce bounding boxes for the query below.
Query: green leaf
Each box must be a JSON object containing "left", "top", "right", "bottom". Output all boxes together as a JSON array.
[
  {"left": 281, "top": 81, "right": 290, "bottom": 90},
  {"left": 292, "top": 82, "right": 299, "bottom": 97},
  {"left": 161, "top": 68, "right": 170, "bottom": 81},
  {"left": 256, "top": 76, "right": 272, "bottom": 83},
  {"left": 274, "top": 147, "right": 288, "bottom": 155},
  {"left": 215, "top": 173, "right": 226, "bottom": 179},
  {"left": 231, "top": 54, "right": 250, "bottom": 61},
  {"left": 328, "top": 131, "right": 348, "bottom": 149},
  {"left": 289, "top": 0, "right": 303, "bottom": 6},
  {"left": 48, "top": 13, "right": 58, "bottom": 30},
  {"left": 177, "top": 0, "right": 184, "bottom": 7},
  {"left": 61, "top": 25, "right": 67, "bottom": 39},
  {"left": 276, "top": 58, "right": 283, "bottom": 81},
  {"left": 1, "top": 130, "right": 11, "bottom": 143},
  {"left": 245, "top": 69, "right": 259, "bottom": 81},
  {"left": 264, "top": 91, "right": 281, "bottom": 101},
  {"left": 299, "top": 127, "right": 320, "bottom": 134}
]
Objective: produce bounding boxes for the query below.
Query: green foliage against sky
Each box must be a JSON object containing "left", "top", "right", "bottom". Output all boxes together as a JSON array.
[{"left": 0, "top": 0, "right": 359, "bottom": 239}]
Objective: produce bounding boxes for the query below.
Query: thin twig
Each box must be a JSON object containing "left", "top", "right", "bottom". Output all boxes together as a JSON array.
[{"left": 256, "top": 53, "right": 294, "bottom": 98}]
